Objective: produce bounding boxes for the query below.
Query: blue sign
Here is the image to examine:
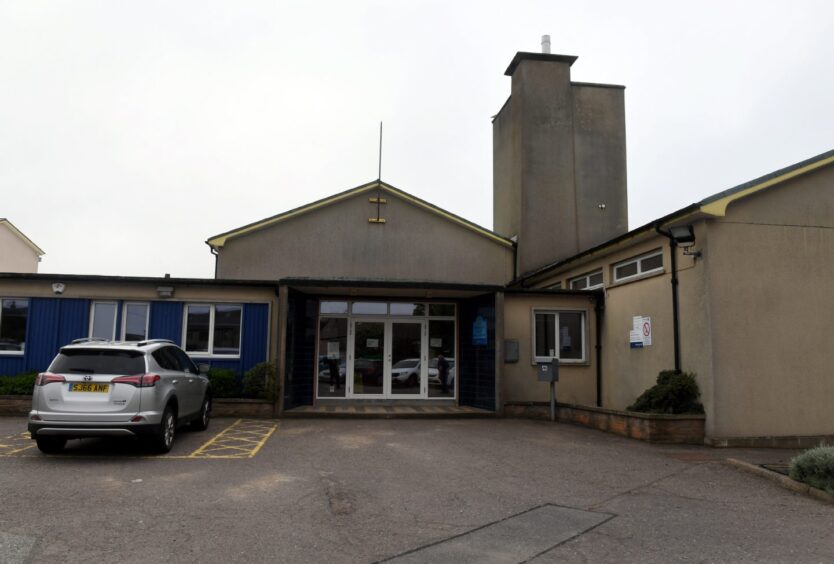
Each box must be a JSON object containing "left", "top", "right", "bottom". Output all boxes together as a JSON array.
[{"left": 472, "top": 315, "right": 488, "bottom": 346}]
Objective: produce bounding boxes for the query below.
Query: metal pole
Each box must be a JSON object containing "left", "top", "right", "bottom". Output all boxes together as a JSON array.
[{"left": 550, "top": 381, "right": 556, "bottom": 422}]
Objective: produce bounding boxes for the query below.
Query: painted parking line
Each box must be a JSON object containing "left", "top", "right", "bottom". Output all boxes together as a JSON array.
[
  {"left": 0, "top": 432, "right": 36, "bottom": 456},
  {"left": 187, "top": 419, "right": 278, "bottom": 459}
]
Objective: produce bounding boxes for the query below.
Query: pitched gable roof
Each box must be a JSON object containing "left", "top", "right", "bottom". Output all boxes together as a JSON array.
[
  {"left": 0, "top": 219, "right": 45, "bottom": 256},
  {"left": 206, "top": 180, "right": 514, "bottom": 250}
]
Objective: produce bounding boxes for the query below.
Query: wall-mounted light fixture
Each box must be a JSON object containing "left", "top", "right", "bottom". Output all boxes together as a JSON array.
[
  {"left": 669, "top": 225, "right": 701, "bottom": 258},
  {"left": 156, "top": 286, "right": 174, "bottom": 298},
  {"left": 52, "top": 282, "right": 65, "bottom": 295}
]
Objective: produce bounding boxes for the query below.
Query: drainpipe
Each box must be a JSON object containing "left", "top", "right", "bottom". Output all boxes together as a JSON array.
[
  {"left": 211, "top": 247, "right": 219, "bottom": 279},
  {"left": 655, "top": 225, "right": 681, "bottom": 373},
  {"left": 594, "top": 295, "right": 603, "bottom": 407}
]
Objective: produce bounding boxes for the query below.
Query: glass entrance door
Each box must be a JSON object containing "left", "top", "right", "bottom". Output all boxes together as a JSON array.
[
  {"left": 348, "top": 319, "right": 426, "bottom": 398},
  {"left": 351, "top": 320, "right": 385, "bottom": 396},
  {"left": 390, "top": 321, "right": 425, "bottom": 397}
]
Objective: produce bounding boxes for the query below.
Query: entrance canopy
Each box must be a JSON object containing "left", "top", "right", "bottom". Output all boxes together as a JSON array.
[{"left": 278, "top": 279, "right": 500, "bottom": 413}]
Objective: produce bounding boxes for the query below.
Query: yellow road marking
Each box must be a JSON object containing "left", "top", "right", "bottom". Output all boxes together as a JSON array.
[
  {"left": 188, "top": 419, "right": 278, "bottom": 459},
  {"left": 0, "top": 420, "right": 279, "bottom": 460}
]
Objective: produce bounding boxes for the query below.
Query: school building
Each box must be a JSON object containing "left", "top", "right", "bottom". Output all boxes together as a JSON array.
[{"left": 1, "top": 48, "right": 831, "bottom": 446}]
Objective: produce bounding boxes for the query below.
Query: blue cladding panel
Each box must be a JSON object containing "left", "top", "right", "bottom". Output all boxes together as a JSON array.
[
  {"left": 57, "top": 299, "right": 90, "bottom": 348},
  {"left": 241, "top": 303, "right": 269, "bottom": 373},
  {"left": 149, "top": 302, "right": 183, "bottom": 344},
  {"left": 0, "top": 298, "right": 90, "bottom": 375}
]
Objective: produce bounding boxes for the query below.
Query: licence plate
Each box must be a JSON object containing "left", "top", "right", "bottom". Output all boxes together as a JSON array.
[{"left": 69, "top": 383, "right": 110, "bottom": 393}]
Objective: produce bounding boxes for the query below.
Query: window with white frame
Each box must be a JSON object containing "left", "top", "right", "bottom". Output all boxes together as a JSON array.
[
  {"left": 0, "top": 298, "right": 28, "bottom": 354},
  {"left": 122, "top": 302, "right": 149, "bottom": 341},
  {"left": 613, "top": 250, "right": 664, "bottom": 283},
  {"left": 569, "top": 270, "right": 603, "bottom": 290},
  {"left": 90, "top": 301, "right": 118, "bottom": 340},
  {"left": 533, "top": 310, "right": 585, "bottom": 363},
  {"left": 183, "top": 304, "right": 242, "bottom": 356}
]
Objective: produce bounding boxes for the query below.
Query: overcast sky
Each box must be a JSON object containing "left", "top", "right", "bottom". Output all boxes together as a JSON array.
[{"left": 2, "top": 1, "right": 832, "bottom": 278}]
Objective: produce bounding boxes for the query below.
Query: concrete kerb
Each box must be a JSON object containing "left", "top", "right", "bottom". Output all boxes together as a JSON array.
[{"left": 726, "top": 457, "right": 834, "bottom": 506}]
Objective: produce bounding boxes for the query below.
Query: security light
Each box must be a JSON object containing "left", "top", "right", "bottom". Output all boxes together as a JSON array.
[
  {"left": 156, "top": 286, "right": 174, "bottom": 298},
  {"left": 669, "top": 225, "right": 696, "bottom": 245}
]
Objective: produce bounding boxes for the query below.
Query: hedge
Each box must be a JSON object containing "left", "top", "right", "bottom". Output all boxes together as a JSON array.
[
  {"left": 789, "top": 446, "right": 834, "bottom": 495},
  {"left": 0, "top": 372, "right": 38, "bottom": 395},
  {"left": 627, "top": 370, "right": 705, "bottom": 414}
]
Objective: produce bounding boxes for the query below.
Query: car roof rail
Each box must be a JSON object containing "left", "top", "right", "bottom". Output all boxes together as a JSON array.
[
  {"left": 135, "top": 339, "right": 175, "bottom": 347},
  {"left": 70, "top": 337, "right": 111, "bottom": 345}
]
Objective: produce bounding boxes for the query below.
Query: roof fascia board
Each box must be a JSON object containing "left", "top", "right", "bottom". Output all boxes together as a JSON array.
[
  {"left": 701, "top": 152, "right": 834, "bottom": 217},
  {"left": 206, "top": 180, "right": 381, "bottom": 249},
  {"left": 207, "top": 181, "right": 514, "bottom": 250},
  {"left": 379, "top": 183, "right": 514, "bottom": 248},
  {"left": 0, "top": 220, "right": 45, "bottom": 256}
]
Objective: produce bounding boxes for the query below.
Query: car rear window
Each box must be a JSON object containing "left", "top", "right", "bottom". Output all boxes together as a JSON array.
[{"left": 49, "top": 349, "right": 146, "bottom": 375}]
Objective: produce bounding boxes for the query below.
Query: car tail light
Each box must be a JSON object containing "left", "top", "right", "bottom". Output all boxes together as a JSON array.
[
  {"left": 35, "top": 373, "right": 66, "bottom": 386},
  {"left": 112, "top": 374, "right": 161, "bottom": 388}
]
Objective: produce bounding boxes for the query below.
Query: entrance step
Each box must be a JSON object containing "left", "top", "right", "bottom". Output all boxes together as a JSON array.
[{"left": 283, "top": 404, "right": 494, "bottom": 419}]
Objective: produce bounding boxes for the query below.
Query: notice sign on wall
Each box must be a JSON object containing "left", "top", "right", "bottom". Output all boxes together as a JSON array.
[{"left": 629, "top": 316, "right": 652, "bottom": 348}]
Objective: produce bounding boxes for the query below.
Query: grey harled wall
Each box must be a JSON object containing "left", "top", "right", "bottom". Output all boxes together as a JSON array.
[{"left": 493, "top": 53, "right": 628, "bottom": 276}]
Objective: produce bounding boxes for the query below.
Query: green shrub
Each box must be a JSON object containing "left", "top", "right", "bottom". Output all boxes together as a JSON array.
[
  {"left": 0, "top": 372, "right": 38, "bottom": 395},
  {"left": 789, "top": 446, "right": 834, "bottom": 495},
  {"left": 207, "top": 368, "right": 241, "bottom": 398},
  {"left": 627, "top": 370, "right": 704, "bottom": 414},
  {"left": 242, "top": 362, "right": 278, "bottom": 400}
]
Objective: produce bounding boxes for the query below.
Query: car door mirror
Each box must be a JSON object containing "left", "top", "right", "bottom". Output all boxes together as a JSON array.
[{"left": 198, "top": 363, "right": 210, "bottom": 375}]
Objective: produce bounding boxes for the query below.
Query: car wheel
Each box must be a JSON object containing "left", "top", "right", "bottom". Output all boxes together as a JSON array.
[
  {"left": 191, "top": 395, "right": 211, "bottom": 431},
  {"left": 151, "top": 405, "right": 177, "bottom": 454},
  {"left": 35, "top": 436, "right": 67, "bottom": 454}
]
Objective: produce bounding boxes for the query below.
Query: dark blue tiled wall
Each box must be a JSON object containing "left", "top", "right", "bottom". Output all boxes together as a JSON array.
[
  {"left": 283, "top": 290, "right": 316, "bottom": 409},
  {"left": 458, "top": 293, "right": 496, "bottom": 411}
]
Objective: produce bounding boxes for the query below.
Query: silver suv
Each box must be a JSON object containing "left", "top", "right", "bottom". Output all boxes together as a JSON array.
[{"left": 28, "top": 339, "right": 212, "bottom": 454}]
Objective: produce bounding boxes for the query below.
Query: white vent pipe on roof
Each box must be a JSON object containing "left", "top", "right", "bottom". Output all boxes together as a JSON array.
[{"left": 541, "top": 35, "right": 551, "bottom": 54}]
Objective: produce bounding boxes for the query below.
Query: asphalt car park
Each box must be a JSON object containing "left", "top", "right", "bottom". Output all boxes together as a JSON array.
[{"left": 0, "top": 416, "right": 832, "bottom": 563}]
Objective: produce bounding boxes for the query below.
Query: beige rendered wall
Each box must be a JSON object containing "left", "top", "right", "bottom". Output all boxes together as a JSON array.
[
  {"left": 705, "top": 167, "right": 834, "bottom": 439},
  {"left": 217, "top": 190, "right": 514, "bottom": 285},
  {"left": 532, "top": 234, "right": 715, "bottom": 424},
  {"left": 0, "top": 225, "right": 39, "bottom": 273},
  {"left": 501, "top": 294, "right": 598, "bottom": 406}
]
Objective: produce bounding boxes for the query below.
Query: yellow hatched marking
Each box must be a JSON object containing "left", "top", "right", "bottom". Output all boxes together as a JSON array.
[
  {"left": 188, "top": 419, "right": 278, "bottom": 459},
  {"left": 0, "top": 432, "right": 35, "bottom": 456}
]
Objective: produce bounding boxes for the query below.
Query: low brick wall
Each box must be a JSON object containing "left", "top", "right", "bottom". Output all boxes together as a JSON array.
[
  {"left": 0, "top": 395, "right": 275, "bottom": 419},
  {"left": 707, "top": 435, "right": 834, "bottom": 449},
  {"left": 212, "top": 398, "right": 275, "bottom": 418},
  {"left": 504, "top": 402, "right": 706, "bottom": 445},
  {"left": 0, "top": 395, "right": 31, "bottom": 416}
]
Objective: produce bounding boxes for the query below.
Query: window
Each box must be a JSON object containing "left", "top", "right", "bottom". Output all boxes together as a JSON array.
[
  {"left": 90, "top": 302, "right": 118, "bottom": 340},
  {"left": 320, "top": 301, "right": 348, "bottom": 315},
  {"left": 0, "top": 298, "right": 28, "bottom": 354},
  {"left": 122, "top": 303, "right": 149, "bottom": 341},
  {"left": 613, "top": 250, "right": 664, "bottom": 283},
  {"left": 533, "top": 310, "right": 585, "bottom": 363},
  {"left": 569, "top": 270, "right": 603, "bottom": 290},
  {"left": 351, "top": 302, "right": 388, "bottom": 315},
  {"left": 183, "top": 304, "right": 242, "bottom": 356}
]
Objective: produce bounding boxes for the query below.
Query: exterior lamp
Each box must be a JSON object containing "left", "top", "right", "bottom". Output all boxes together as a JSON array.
[{"left": 156, "top": 286, "right": 175, "bottom": 298}]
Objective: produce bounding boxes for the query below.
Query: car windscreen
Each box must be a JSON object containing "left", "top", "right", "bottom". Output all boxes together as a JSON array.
[{"left": 49, "top": 349, "right": 146, "bottom": 375}]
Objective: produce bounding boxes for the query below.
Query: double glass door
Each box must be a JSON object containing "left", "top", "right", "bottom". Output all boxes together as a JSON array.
[{"left": 349, "top": 319, "right": 427, "bottom": 398}]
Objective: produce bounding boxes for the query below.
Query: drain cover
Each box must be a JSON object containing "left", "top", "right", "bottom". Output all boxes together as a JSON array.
[{"left": 382, "top": 504, "right": 613, "bottom": 563}]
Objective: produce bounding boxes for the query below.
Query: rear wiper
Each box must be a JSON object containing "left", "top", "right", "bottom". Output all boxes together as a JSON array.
[{"left": 68, "top": 368, "right": 95, "bottom": 373}]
